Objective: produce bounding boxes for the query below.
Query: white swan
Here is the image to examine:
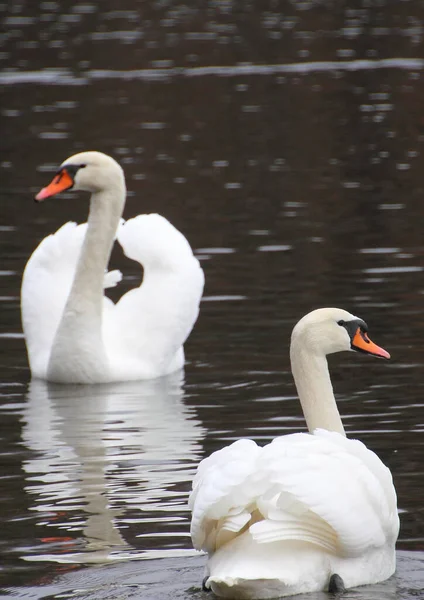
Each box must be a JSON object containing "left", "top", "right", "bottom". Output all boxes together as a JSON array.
[
  {"left": 189, "top": 308, "right": 399, "bottom": 599},
  {"left": 21, "top": 151, "right": 204, "bottom": 383}
]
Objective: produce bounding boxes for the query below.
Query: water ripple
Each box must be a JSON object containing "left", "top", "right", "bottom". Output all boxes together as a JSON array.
[{"left": 1, "top": 58, "right": 423, "bottom": 85}]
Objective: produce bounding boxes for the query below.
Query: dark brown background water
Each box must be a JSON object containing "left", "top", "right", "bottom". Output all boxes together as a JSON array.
[{"left": 1, "top": 1, "right": 424, "bottom": 598}]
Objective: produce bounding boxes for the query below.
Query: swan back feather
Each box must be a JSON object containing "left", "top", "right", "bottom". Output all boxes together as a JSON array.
[{"left": 190, "top": 432, "right": 398, "bottom": 557}]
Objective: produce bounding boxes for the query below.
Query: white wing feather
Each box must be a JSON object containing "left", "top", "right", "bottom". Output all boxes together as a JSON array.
[
  {"left": 21, "top": 223, "right": 98, "bottom": 378},
  {"left": 103, "top": 214, "right": 204, "bottom": 378},
  {"left": 22, "top": 214, "right": 203, "bottom": 381},
  {"left": 190, "top": 431, "right": 398, "bottom": 559},
  {"left": 190, "top": 439, "right": 261, "bottom": 552}
]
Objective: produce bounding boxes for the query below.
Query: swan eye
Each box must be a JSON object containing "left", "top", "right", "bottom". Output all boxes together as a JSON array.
[
  {"left": 337, "top": 320, "right": 345, "bottom": 326},
  {"left": 79, "top": 164, "right": 87, "bottom": 169}
]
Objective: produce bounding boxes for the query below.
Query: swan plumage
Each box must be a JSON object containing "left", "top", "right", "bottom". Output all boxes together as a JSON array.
[
  {"left": 22, "top": 151, "right": 204, "bottom": 383},
  {"left": 189, "top": 308, "right": 399, "bottom": 599}
]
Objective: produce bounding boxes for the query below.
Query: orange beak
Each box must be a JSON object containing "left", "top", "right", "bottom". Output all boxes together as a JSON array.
[
  {"left": 35, "top": 168, "right": 74, "bottom": 202},
  {"left": 351, "top": 328, "right": 390, "bottom": 359}
]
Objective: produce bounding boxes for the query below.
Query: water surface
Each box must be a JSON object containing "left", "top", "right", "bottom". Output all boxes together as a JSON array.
[{"left": 1, "top": 1, "right": 424, "bottom": 598}]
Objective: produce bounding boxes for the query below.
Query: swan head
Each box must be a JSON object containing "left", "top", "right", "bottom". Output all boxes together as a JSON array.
[
  {"left": 35, "top": 151, "right": 125, "bottom": 201},
  {"left": 291, "top": 307, "right": 390, "bottom": 359}
]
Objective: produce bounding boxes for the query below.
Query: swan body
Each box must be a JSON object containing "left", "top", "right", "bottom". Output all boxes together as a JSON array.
[
  {"left": 22, "top": 151, "right": 204, "bottom": 383},
  {"left": 189, "top": 308, "right": 399, "bottom": 599}
]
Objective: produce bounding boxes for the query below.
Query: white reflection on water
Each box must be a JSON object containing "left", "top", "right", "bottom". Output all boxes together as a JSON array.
[
  {"left": 20, "top": 375, "right": 205, "bottom": 564},
  {"left": 1, "top": 58, "right": 423, "bottom": 85}
]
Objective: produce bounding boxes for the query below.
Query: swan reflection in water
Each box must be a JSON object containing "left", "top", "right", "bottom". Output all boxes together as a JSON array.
[{"left": 21, "top": 373, "right": 205, "bottom": 564}]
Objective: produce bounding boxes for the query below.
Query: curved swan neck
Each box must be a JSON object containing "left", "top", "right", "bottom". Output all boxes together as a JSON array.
[
  {"left": 290, "top": 341, "right": 345, "bottom": 436},
  {"left": 70, "top": 187, "right": 124, "bottom": 313},
  {"left": 48, "top": 181, "right": 125, "bottom": 382}
]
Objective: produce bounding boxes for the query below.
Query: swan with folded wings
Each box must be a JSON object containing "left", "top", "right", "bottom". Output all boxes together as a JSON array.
[
  {"left": 21, "top": 151, "right": 204, "bottom": 384},
  {"left": 189, "top": 308, "right": 399, "bottom": 598}
]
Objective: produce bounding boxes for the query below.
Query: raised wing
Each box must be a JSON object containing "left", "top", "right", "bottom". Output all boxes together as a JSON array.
[
  {"left": 21, "top": 222, "right": 120, "bottom": 378},
  {"left": 21, "top": 222, "right": 86, "bottom": 378},
  {"left": 105, "top": 214, "right": 204, "bottom": 377}
]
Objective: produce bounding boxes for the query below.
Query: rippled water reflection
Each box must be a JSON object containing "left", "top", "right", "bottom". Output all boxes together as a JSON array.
[
  {"left": 1, "top": 0, "right": 424, "bottom": 598},
  {"left": 20, "top": 377, "right": 204, "bottom": 563}
]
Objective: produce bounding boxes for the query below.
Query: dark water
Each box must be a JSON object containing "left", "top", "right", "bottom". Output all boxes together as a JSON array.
[{"left": 1, "top": 1, "right": 424, "bottom": 598}]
